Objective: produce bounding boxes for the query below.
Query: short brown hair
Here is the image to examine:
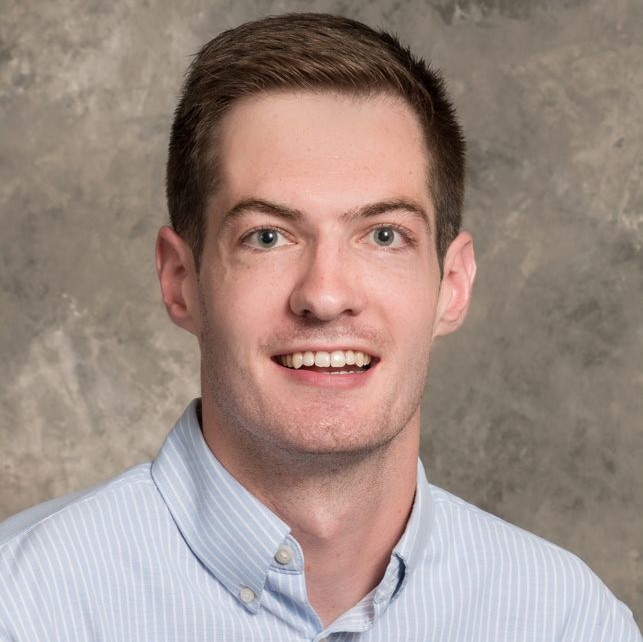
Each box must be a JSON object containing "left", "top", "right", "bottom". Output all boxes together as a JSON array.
[{"left": 167, "top": 13, "right": 465, "bottom": 271}]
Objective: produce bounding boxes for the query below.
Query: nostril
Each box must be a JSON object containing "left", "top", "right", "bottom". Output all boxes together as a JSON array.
[{"left": 288, "top": 268, "right": 365, "bottom": 321}]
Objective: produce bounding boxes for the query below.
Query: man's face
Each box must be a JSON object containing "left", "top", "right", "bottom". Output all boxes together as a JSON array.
[{"left": 181, "top": 92, "right": 467, "bottom": 458}]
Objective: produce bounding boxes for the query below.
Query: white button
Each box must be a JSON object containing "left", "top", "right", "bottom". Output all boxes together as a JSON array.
[
  {"left": 239, "top": 587, "right": 256, "bottom": 603},
  {"left": 274, "top": 545, "right": 294, "bottom": 565}
]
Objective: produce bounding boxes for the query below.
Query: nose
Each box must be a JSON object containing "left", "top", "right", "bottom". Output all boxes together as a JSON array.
[{"left": 289, "top": 243, "right": 366, "bottom": 321}]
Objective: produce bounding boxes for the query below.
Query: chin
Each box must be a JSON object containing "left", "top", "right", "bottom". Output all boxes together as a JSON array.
[
  {"left": 203, "top": 362, "right": 424, "bottom": 463},
  {"left": 259, "top": 412, "right": 406, "bottom": 459}
]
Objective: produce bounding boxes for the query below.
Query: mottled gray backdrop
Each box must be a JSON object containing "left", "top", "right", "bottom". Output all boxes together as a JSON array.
[{"left": 1, "top": 0, "right": 641, "bottom": 621}]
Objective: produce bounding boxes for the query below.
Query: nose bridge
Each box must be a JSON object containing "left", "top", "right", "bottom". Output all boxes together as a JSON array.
[{"left": 289, "top": 234, "right": 363, "bottom": 321}]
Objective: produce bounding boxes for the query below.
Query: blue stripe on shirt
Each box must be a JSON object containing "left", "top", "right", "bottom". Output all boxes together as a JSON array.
[{"left": 1, "top": 400, "right": 640, "bottom": 640}]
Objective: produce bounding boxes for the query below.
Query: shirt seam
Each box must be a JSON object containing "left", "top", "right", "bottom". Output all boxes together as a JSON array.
[
  {"left": 0, "top": 474, "right": 153, "bottom": 552},
  {"left": 431, "top": 490, "right": 591, "bottom": 561}
]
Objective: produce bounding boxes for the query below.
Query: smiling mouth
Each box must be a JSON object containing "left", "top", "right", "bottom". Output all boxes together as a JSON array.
[{"left": 275, "top": 349, "right": 375, "bottom": 374}]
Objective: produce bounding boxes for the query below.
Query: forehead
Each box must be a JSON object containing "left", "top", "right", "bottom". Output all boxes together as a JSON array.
[{"left": 212, "top": 91, "right": 432, "bottom": 217}]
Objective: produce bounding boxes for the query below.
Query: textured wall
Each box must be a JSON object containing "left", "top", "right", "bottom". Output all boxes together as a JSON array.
[{"left": 1, "top": 0, "right": 641, "bottom": 622}]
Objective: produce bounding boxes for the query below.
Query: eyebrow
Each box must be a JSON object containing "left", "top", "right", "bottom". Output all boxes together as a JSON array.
[
  {"left": 220, "top": 198, "right": 432, "bottom": 235},
  {"left": 221, "top": 199, "right": 304, "bottom": 225}
]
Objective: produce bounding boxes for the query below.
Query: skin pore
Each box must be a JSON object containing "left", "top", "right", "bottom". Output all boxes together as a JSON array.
[{"left": 157, "top": 91, "right": 476, "bottom": 625}]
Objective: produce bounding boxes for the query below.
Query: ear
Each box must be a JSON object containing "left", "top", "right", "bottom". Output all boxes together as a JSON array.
[
  {"left": 156, "top": 226, "right": 201, "bottom": 336},
  {"left": 432, "top": 232, "right": 477, "bottom": 338}
]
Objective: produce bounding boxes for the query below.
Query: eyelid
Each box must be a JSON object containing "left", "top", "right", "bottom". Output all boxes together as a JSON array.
[
  {"left": 240, "top": 225, "right": 294, "bottom": 249},
  {"left": 363, "top": 223, "right": 418, "bottom": 248},
  {"left": 238, "top": 221, "right": 417, "bottom": 249}
]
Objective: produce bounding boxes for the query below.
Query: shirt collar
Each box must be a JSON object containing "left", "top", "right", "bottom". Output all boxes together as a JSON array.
[
  {"left": 371, "top": 459, "right": 434, "bottom": 608},
  {"left": 151, "top": 400, "right": 434, "bottom": 613},
  {"left": 151, "top": 399, "right": 291, "bottom": 612},
  {"left": 394, "top": 459, "right": 434, "bottom": 572}
]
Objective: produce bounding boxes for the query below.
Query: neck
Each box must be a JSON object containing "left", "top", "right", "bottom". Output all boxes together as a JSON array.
[
  {"left": 200, "top": 397, "right": 420, "bottom": 626},
  {"left": 264, "top": 448, "right": 417, "bottom": 626}
]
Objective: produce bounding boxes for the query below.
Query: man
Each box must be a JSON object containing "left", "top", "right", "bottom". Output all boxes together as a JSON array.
[{"left": 0, "top": 13, "right": 640, "bottom": 641}]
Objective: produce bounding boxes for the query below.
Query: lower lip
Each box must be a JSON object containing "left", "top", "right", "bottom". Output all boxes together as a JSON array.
[{"left": 273, "top": 361, "right": 377, "bottom": 389}]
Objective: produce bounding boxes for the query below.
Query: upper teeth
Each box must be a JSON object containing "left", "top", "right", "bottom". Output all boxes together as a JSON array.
[{"left": 280, "top": 350, "right": 372, "bottom": 369}]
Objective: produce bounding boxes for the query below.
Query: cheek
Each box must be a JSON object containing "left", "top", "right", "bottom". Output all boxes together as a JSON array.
[
  {"left": 204, "top": 266, "right": 291, "bottom": 347},
  {"left": 366, "top": 256, "right": 439, "bottom": 315},
  {"left": 380, "top": 280, "right": 440, "bottom": 357},
  {"left": 394, "top": 297, "right": 437, "bottom": 344}
]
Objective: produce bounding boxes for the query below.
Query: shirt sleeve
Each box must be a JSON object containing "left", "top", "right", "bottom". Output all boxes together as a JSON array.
[
  {"left": 596, "top": 599, "right": 642, "bottom": 642},
  {"left": 558, "top": 582, "right": 642, "bottom": 642}
]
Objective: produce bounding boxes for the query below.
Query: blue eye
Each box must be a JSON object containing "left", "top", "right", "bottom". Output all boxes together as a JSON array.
[
  {"left": 244, "top": 228, "right": 289, "bottom": 249},
  {"left": 374, "top": 228, "right": 395, "bottom": 246},
  {"left": 257, "top": 229, "right": 278, "bottom": 248},
  {"left": 370, "top": 226, "right": 405, "bottom": 248}
]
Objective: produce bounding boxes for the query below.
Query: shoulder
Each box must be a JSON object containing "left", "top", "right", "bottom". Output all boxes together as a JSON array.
[
  {"left": 0, "top": 464, "right": 152, "bottom": 544},
  {"left": 0, "top": 463, "right": 160, "bottom": 566},
  {"left": 429, "top": 483, "right": 573, "bottom": 553},
  {"left": 428, "top": 482, "right": 603, "bottom": 581},
  {"left": 424, "top": 484, "right": 641, "bottom": 640},
  {"left": 0, "top": 464, "right": 171, "bottom": 636},
  {"left": 0, "top": 463, "right": 154, "bottom": 545}
]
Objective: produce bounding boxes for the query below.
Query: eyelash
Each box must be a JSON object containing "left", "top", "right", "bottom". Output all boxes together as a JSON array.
[
  {"left": 369, "top": 223, "right": 418, "bottom": 249},
  {"left": 239, "top": 223, "right": 418, "bottom": 250},
  {"left": 240, "top": 225, "right": 292, "bottom": 249}
]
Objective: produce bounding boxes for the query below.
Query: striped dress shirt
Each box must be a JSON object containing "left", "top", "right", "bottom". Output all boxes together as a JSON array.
[{"left": 1, "top": 400, "right": 640, "bottom": 641}]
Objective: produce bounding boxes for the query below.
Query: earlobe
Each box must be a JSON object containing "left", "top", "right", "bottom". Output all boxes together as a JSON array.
[
  {"left": 433, "top": 232, "right": 477, "bottom": 338},
  {"left": 156, "top": 226, "right": 201, "bottom": 336}
]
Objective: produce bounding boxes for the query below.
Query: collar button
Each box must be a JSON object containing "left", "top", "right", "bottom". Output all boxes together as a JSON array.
[
  {"left": 274, "top": 545, "right": 294, "bottom": 565},
  {"left": 239, "top": 587, "right": 256, "bottom": 604}
]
